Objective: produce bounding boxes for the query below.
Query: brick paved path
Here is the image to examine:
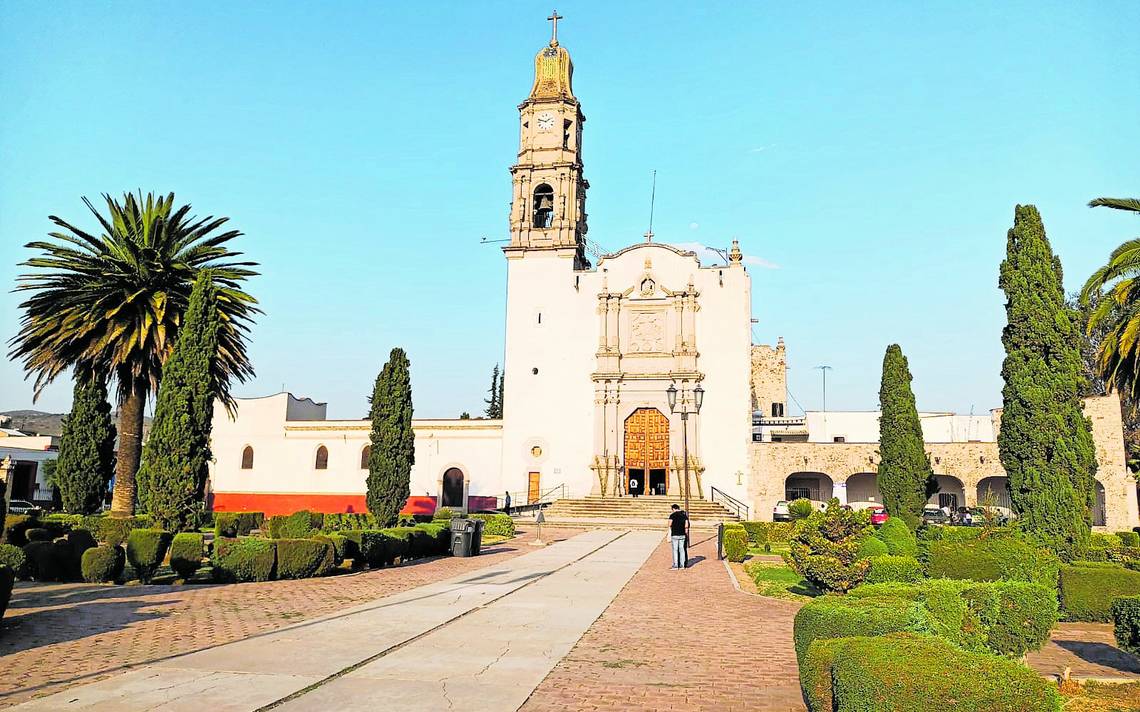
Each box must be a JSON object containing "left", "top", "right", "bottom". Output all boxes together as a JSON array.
[
  {"left": 1029, "top": 622, "right": 1140, "bottom": 680},
  {"left": 520, "top": 533, "right": 807, "bottom": 712},
  {"left": 0, "top": 528, "right": 581, "bottom": 709}
]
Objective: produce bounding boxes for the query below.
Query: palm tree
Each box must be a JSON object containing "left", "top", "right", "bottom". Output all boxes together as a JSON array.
[
  {"left": 1080, "top": 196, "right": 1140, "bottom": 399},
  {"left": 9, "top": 192, "right": 259, "bottom": 516}
]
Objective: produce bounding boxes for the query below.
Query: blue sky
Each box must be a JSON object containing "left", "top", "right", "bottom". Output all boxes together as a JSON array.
[{"left": 2, "top": 1, "right": 1138, "bottom": 419}]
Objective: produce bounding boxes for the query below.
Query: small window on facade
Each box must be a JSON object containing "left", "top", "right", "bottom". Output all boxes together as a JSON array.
[
  {"left": 532, "top": 184, "right": 554, "bottom": 228},
  {"left": 315, "top": 445, "right": 329, "bottom": 470},
  {"left": 833, "top": 436, "right": 846, "bottom": 443},
  {"left": 360, "top": 445, "right": 371, "bottom": 470},
  {"left": 771, "top": 402, "right": 785, "bottom": 418},
  {"left": 241, "top": 446, "right": 254, "bottom": 469}
]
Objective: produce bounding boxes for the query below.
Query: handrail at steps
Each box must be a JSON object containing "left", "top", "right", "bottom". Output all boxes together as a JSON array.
[
  {"left": 497, "top": 483, "right": 566, "bottom": 513},
  {"left": 709, "top": 486, "right": 749, "bottom": 520}
]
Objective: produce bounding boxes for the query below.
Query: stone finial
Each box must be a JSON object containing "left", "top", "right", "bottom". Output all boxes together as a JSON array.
[{"left": 729, "top": 238, "right": 743, "bottom": 264}]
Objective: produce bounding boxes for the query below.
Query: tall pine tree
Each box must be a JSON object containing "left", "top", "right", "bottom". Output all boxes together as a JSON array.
[
  {"left": 484, "top": 364, "right": 502, "bottom": 419},
  {"left": 367, "top": 348, "right": 414, "bottom": 524},
  {"left": 55, "top": 368, "right": 117, "bottom": 514},
  {"left": 137, "top": 273, "right": 220, "bottom": 532},
  {"left": 876, "top": 344, "right": 937, "bottom": 529},
  {"left": 998, "top": 205, "right": 1096, "bottom": 560}
]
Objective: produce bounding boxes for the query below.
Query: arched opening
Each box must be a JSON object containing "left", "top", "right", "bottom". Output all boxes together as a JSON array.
[
  {"left": 845, "top": 473, "right": 879, "bottom": 509},
  {"left": 314, "top": 445, "right": 328, "bottom": 470},
  {"left": 240, "top": 446, "right": 254, "bottom": 470},
  {"left": 624, "top": 408, "right": 670, "bottom": 496},
  {"left": 360, "top": 445, "right": 371, "bottom": 470},
  {"left": 1094, "top": 480, "right": 1107, "bottom": 527},
  {"left": 976, "top": 476, "right": 1013, "bottom": 511},
  {"left": 929, "top": 475, "right": 965, "bottom": 512},
  {"left": 785, "top": 472, "right": 834, "bottom": 506},
  {"left": 442, "top": 467, "right": 465, "bottom": 508},
  {"left": 532, "top": 184, "right": 554, "bottom": 228}
]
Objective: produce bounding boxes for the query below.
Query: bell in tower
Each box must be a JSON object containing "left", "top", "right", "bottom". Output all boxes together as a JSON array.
[{"left": 533, "top": 184, "right": 555, "bottom": 228}]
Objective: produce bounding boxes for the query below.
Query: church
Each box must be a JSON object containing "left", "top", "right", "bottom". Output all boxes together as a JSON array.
[{"left": 207, "top": 20, "right": 1139, "bottom": 532}]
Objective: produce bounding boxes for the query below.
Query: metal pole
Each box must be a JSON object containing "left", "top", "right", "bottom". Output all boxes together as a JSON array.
[{"left": 682, "top": 410, "right": 690, "bottom": 550}]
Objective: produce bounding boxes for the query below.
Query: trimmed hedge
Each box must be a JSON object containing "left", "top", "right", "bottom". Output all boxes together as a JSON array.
[
  {"left": 803, "top": 633, "right": 1061, "bottom": 712},
  {"left": 276, "top": 538, "right": 336, "bottom": 579},
  {"left": 0, "top": 543, "right": 30, "bottom": 580},
  {"left": 23, "top": 540, "right": 65, "bottom": 581},
  {"left": 313, "top": 534, "right": 343, "bottom": 565},
  {"left": 95, "top": 517, "right": 151, "bottom": 548},
  {"left": 358, "top": 530, "right": 391, "bottom": 567},
  {"left": 1116, "top": 531, "right": 1140, "bottom": 548},
  {"left": 170, "top": 533, "right": 204, "bottom": 579},
  {"left": 864, "top": 555, "right": 922, "bottom": 584},
  {"left": 793, "top": 594, "right": 921, "bottom": 663},
  {"left": 1086, "top": 532, "right": 1123, "bottom": 562},
  {"left": 470, "top": 513, "right": 515, "bottom": 537},
  {"left": 432, "top": 507, "right": 459, "bottom": 521},
  {"left": 81, "top": 545, "right": 124, "bottom": 583},
  {"left": 336, "top": 530, "right": 364, "bottom": 563},
  {"left": 321, "top": 513, "right": 376, "bottom": 532},
  {"left": 213, "top": 511, "right": 265, "bottom": 540},
  {"left": 741, "top": 521, "right": 794, "bottom": 545},
  {"left": 64, "top": 529, "right": 97, "bottom": 580},
  {"left": 855, "top": 535, "right": 889, "bottom": 560},
  {"left": 413, "top": 524, "right": 450, "bottom": 557},
  {"left": 3, "top": 514, "right": 35, "bottom": 546},
  {"left": 1112, "top": 595, "right": 1140, "bottom": 656},
  {"left": 267, "top": 510, "right": 324, "bottom": 539},
  {"left": 212, "top": 537, "right": 276, "bottom": 583},
  {"left": 723, "top": 526, "right": 749, "bottom": 563},
  {"left": 0, "top": 566, "right": 13, "bottom": 621},
  {"left": 1059, "top": 564, "right": 1140, "bottom": 622},
  {"left": 126, "top": 529, "right": 172, "bottom": 583},
  {"left": 875, "top": 518, "right": 918, "bottom": 557},
  {"left": 26, "top": 527, "right": 54, "bottom": 543},
  {"left": 927, "top": 536, "right": 1060, "bottom": 588},
  {"left": 381, "top": 528, "right": 413, "bottom": 560}
]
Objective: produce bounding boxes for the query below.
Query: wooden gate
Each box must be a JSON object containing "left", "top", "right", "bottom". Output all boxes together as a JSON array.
[{"left": 624, "top": 408, "right": 669, "bottom": 495}]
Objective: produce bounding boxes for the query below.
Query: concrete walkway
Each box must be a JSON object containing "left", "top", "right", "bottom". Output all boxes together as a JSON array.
[{"left": 13, "top": 530, "right": 660, "bottom": 712}]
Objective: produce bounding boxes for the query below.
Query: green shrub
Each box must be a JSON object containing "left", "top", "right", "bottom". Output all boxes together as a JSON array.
[
  {"left": 23, "top": 540, "right": 65, "bottom": 581},
  {"left": 469, "top": 513, "right": 515, "bottom": 537},
  {"left": 1086, "top": 532, "right": 1122, "bottom": 562},
  {"left": 855, "top": 535, "right": 889, "bottom": 560},
  {"left": 927, "top": 536, "right": 1059, "bottom": 587},
  {"left": 170, "top": 533, "right": 204, "bottom": 579},
  {"left": 267, "top": 510, "right": 323, "bottom": 539},
  {"left": 126, "top": 529, "right": 172, "bottom": 583},
  {"left": 805, "top": 633, "right": 1061, "bottom": 712},
  {"left": 0, "top": 543, "right": 30, "bottom": 580},
  {"left": 788, "top": 498, "right": 815, "bottom": 520},
  {"left": 213, "top": 511, "right": 265, "bottom": 539},
  {"left": 432, "top": 507, "right": 458, "bottom": 521},
  {"left": 81, "top": 545, "right": 124, "bottom": 583},
  {"left": 864, "top": 555, "right": 923, "bottom": 584},
  {"left": 381, "top": 528, "right": 413, "bottom": 560},
  {"left": 336, "top": 530, "right": 363, "bottom": 563},
  {"left": 1116, "top": 531, "right": 1140, "bottom": 548},
  {"left": 276, "top": 538, "right": 336, "bottom": 579},
  {"left": 723, "top": 527, "right": 749, "bottom": 563},
  {"left": 26, "top": 527, "right": 54, "bottom": 543},
  {"left": 0, "top": 566, "right": 13, "bottom": 621},
  {"left": 875, "top": 517, "right": 918, "bottom": 557},
  {"left": 321, "top": 513, "right": 376, "bottom": 532},
  {"left": 793, "top": 593, "right": 920, "bottom": 663},
  {"left": 1112, "top": 595, "right": 1140, "bottom": 656},
  {"left": 313, "top": 534, "right": 343, "bottom": 564},
  {"left": 3, "top": 514, "right": 35, "bottom": 546},
  {"left": 739, "top": 521, "right": 794, "bottom": 544},
  {"left": 1059, "top": 564, "right": 1140, "bottom": 622},
  {"left": 212, "top": 537, "right": 276, "bottom": 583},
  {"left": 358, "top": 530, "right": 391, "bottom": 567},
  {"left": 64, "top": 529, "right": 98, "bottom": 580},
  {"left": 96, "top": 516, "right": 152, "bottom": 547},
  {"left": 784, "top": 500, "right": 872, "bottom": 593},
  {"left": 413, "top": 524, "right": 450, "bottom": 557}
]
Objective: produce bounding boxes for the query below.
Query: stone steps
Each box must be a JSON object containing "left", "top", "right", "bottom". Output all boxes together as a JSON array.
[{"left": 540, "top": 496, "right": 740, "bottom": 525}]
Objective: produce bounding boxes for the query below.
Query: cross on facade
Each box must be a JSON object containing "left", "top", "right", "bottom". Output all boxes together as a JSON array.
[{"left": 548, "top": 10, "right": 563, "bottom": 46}]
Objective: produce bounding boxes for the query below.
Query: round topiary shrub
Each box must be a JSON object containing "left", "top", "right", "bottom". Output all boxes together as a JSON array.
[
  {"left": 22, "top": 540, "right": 64, "bottom": 581},
  {"left": 723, "top": 526, "right": 749, "bottom": 563},
  {"left": 856, "top": 535, "right": 889, "bottom": 560},
  {"left": 0, "top": 543, "right": 30, "bottom": 580},
  {"left": 875, "top": 518, "right": 918, "bottom": 557},
  {"left": 26, "top": 527, "right": 54, "bottom": 543},
  {"left": 864, "top": 555, "right": 924, "bottom": 584},
  {"left": 169, "top": 533, "right": 204, "bottom": 580},
  {"left": 212, "top": 537, "right": 276, "bottom": 583},
  {"left": 0, "top": 565, "right": 14, "bottom": 621},
  {"left": 126, "top": 529, "right": 173, "bottom": 584},
  {"left": 275, "top": 538, "right": 336, "bottom": 579},
  {"left": 81, "top": 545, "right": 125, "bottom": 583},
  {"left": 65, "top": 529, "right": 98, "bottom": 580}
]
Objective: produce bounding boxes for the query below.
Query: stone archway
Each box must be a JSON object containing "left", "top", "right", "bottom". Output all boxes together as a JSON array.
[
  {"left": 785, "top": 472, "right": 833, "bottom": 505},
  {"left": 441, "top": 467, "right": 465, "bottom": 508},
  {"left": 845, "top": 473, "right": 880, "bottom": 509},
  {"left": 930, "top": 475, "right": 966, "bottom": 511},
  {"left": 624, "top": 408, "right": 670, "bottom": 496},
  {"left": 977, "top": 476, "right": 1012, "bottom": 510}
]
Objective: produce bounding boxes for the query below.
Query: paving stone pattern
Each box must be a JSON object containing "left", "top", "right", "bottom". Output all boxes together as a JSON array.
[
  {"left": 1028, "top": 622, "right": 1140, "bottom": 680},
  {"left": 520, "top": 534, "right": 808, "bottom": 712},
  {"left": 0, "top": 528, "right": 581, "bottom": 709}
]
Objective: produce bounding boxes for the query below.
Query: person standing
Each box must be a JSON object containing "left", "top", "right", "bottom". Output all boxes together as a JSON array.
[
  {"left": 668, "top": 504, "right": 689, "bottom": 569},
  {"left": 503, "top": 490, "right": 511, "bottom": 513}
]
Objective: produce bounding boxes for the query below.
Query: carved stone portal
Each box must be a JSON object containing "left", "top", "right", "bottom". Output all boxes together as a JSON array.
[{"left": 629, "top": 311, "right": 665, "bottom": 353}]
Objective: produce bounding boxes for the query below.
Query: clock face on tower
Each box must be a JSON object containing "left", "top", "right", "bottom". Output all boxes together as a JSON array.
[{"left": 537, "top": 111, "right": 555, "bottom": 131}]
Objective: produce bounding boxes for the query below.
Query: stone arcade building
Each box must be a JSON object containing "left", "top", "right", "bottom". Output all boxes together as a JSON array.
[{"left": 207, "top": 22, "right": 1138, "bottom": 531}]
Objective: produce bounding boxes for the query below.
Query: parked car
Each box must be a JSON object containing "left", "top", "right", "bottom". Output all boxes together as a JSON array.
[
  {"left": 773, "top": 500, "right": 791, "bottom": 522},
  {"left": 921, "top": 507, "right": 948, "bottom": 525},
  {"left": 868, "top": 506, "right": 889, "bottom": 525},
  {"left": 970, "top": 506, "right": 1011, "bottom": 526},
  {"left": 8, "top": 499, "right": 42, "bottom": 516}
]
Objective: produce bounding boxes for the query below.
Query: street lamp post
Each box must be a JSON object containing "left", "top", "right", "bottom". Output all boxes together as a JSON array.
[{"left": 667, "top": 381, "right": 704, "bottom": 545}]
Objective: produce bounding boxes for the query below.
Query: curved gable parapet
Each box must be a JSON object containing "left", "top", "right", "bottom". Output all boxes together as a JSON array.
[{"left": 597, "top": 242, "right": 701, "bottom": 269}]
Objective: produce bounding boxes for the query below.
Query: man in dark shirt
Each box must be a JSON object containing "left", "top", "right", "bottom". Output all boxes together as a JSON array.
[{"left": 668, "top": 504, "right": 689, "bottom": 569}]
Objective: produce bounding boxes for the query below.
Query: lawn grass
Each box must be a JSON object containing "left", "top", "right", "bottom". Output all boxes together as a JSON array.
[
  {"left": 744, "top": 561, "right": 821, "bottom": 601},
  {"left": 747, "top": 543, "right": 790, "bottom": 556}
]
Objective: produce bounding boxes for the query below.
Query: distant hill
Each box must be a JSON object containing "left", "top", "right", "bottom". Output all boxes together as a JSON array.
[{"left": 1, "top": 409, "right": 152, "bottom": 438}]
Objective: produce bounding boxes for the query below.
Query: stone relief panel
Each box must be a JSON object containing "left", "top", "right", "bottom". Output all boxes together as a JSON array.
[{"left": 629, "top": 311, "right": 665, "bottom": 353}]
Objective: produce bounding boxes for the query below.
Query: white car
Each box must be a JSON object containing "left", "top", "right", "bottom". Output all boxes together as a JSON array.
[{"left": 773, "top": 500, "right": 791, "bottom": 521}]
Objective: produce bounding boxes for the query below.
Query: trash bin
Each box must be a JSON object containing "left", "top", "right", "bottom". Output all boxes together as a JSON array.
[
  {"left": 450, "top": 518, "right": 477, "bottom": 557},
  {"left": 471, "top": 518, "right": 485, "bottom": 555}
]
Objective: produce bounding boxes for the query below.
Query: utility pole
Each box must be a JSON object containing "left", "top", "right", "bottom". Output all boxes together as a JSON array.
[{"left": 814, "top": 365, "right": 832, "bottom": 412}]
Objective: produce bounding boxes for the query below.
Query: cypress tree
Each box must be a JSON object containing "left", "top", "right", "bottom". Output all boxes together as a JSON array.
[
  {"left": 998, "top": 204, "right": 1096, "bottom": 560},
  {"left": 484, "top": 364, "right": 501, "bottom": 419},
  {"left": 367, "top": 348, "right": 414, "bottom": 524},
  {"left": 137, "top": 273, "right": 220, "bottom": 532},
  {"left": 876, "top": 344, "right": 937, "bottom": 529},
  {"left": 498, "top": 369, "right": 505, "bottom": 417},
  {"left": 55, "top": 369, "right": 117, "bottom": 514}
]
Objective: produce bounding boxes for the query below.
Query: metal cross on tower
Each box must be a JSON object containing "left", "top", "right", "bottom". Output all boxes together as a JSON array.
[{"left": 548, "top": 10, "right": 563, "bottom": 45}]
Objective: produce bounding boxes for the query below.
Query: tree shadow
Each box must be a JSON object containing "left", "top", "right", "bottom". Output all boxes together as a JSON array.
[
  {"left": 0, "top": 593, "right": 179, "bottom": 658},
  {"left": 1054, "top": 639, "right": 1140, "bottom": 674}
]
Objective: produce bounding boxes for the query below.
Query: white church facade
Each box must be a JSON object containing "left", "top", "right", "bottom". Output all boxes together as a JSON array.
[{"left": 207, "top": 25, "right": 1139, "bottom": 531}]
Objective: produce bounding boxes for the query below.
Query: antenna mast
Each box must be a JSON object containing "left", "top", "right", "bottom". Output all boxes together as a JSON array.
[{"left": 644, "top": 169, "right": 656, "bottom": 242}]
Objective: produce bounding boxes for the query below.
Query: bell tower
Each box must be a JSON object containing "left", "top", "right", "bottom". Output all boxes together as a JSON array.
[{"left": 506, "top": 11, "right": 589, "bottom": 268}]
